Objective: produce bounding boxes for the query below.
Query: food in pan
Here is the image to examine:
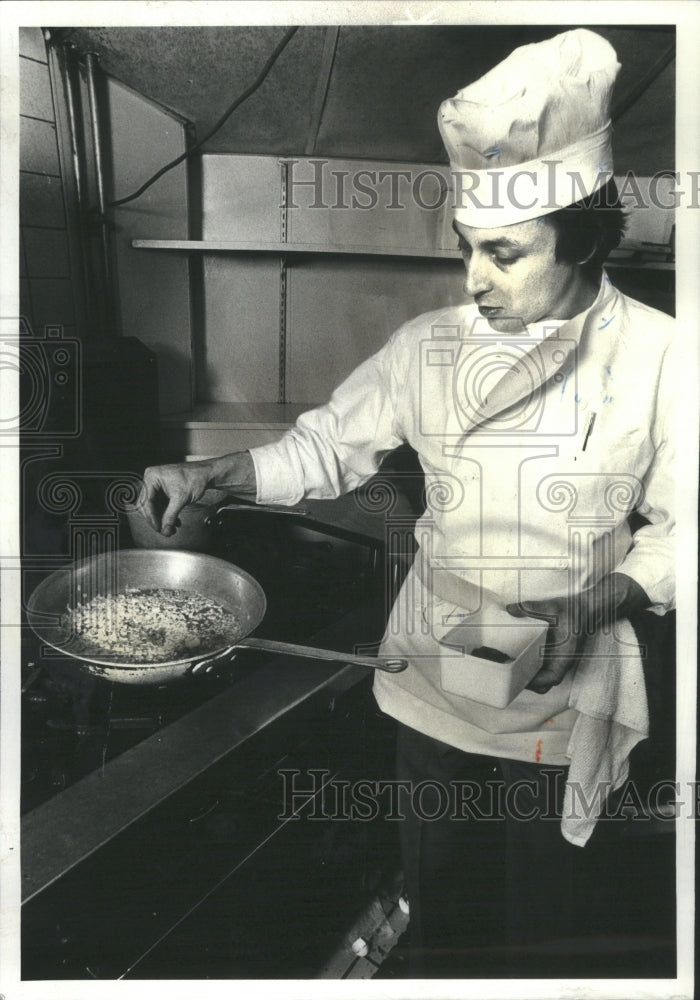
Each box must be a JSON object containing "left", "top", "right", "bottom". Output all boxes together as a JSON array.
[{"left": 60, "top": 587, "right": 242, "bottom": 663}]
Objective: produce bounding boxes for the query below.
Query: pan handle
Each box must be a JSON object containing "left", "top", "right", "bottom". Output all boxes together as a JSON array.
[
  {"left": 235, "top": 637, "right": 407, "bottom": 672},
  {"left": 205, "top": 501, "right": 309, "bottom": 527},
  {"left": 190, "top": 645, "right": 239, "bottom": 676}
]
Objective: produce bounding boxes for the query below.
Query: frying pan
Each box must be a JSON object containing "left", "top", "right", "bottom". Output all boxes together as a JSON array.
[{"left": 26, "top": 549, "right": 407, "bottom": 685}]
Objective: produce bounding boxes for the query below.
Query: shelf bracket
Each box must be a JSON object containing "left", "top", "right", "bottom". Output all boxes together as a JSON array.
[
  {"left": 279, "top": 254, "right": 288, "bottom": 405},
  {"left": 279, "top": 160, "right": 289, "bottom": 403}
]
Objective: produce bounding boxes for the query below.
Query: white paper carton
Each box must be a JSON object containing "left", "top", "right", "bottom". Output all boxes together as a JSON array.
[{"left": 439, "top": 604, "right": 549, "bottom": 708}]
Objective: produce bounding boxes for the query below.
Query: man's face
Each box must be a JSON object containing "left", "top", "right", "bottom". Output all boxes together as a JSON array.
[{"left": 453, "top": 217, "right": 584, "bottom": 334}]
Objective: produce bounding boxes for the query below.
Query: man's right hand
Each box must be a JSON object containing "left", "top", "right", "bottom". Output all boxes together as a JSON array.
[
  {"left": 140, "top": 461, "right": 214, "bottom": 536},
  {"left": 140, "top": 452, "right": 257, "bottom": 536}
]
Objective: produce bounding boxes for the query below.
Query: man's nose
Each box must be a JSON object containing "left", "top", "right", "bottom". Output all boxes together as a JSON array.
[{"left": 463, "top": 255, "right": 492, "bottom": 297}]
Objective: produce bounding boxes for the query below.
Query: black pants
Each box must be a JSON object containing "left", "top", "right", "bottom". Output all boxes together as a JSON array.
[{"left": 394, "top": 723, "right": 646, "bottom": 978}]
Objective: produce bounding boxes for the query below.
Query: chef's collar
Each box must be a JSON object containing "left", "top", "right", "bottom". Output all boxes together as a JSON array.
[
  {"left": 544, "top": 269, "right": 615, "bottom": 346},
  {"left": 508, "top": 270, "right": 614, "bottom": 345},
  {"left": 464, "top": 272, "right": 615, "bottom": 427}
]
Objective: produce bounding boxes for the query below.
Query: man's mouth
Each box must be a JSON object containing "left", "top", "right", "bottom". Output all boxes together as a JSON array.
[{"left": 477, "top": 304, "right": 502, "bottom": 317}]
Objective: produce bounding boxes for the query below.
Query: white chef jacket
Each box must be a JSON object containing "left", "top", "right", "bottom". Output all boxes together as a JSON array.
[{"left": 251, "top": 273, "right": 675, "bottom": 764}]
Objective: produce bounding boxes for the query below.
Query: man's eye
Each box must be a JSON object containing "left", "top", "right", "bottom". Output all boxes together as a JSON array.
[{"left": 494, "top": 255, "right": 518, "bottom": 265}]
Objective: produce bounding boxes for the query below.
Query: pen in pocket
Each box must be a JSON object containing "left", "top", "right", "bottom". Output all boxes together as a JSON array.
[{"left": 582, "top": 411, "right": 597, "bottom": 452}]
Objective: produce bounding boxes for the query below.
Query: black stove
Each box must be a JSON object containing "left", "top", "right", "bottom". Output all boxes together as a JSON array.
[{"left": 20, "top": 511, "right": 406, "bottom": 981}]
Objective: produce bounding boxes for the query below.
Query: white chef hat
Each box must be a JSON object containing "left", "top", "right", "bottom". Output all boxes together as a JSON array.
[{"left": 439, "top": 29, "right": 621, "bottom": 228}]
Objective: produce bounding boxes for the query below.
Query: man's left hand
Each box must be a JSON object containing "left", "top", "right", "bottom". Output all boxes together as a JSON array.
[{"left": 505, "top": 573, "right": 651, "bottom": 695}]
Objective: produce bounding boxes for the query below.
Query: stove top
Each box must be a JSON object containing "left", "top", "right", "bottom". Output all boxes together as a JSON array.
[{"left": 22, "top": 518, "right": 382, "bottom": 814}]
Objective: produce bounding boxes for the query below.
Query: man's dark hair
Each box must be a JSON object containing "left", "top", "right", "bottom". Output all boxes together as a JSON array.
[{"left": 548, "top": 179, "right": 627, "bottom": 276}]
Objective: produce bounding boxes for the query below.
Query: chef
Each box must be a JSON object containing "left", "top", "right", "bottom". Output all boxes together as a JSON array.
[{"left": 141, "top": 29, "right": 675, "bottom": 976}]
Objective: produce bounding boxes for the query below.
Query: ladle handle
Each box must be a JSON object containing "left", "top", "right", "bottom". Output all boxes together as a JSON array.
[{"left": 236, "top": 637, "right": 407, "bottom": 672}]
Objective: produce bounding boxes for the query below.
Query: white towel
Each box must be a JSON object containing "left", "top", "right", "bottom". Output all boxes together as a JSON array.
[{"left": 562, "top": 617, "right": 649, "bottom": 846}]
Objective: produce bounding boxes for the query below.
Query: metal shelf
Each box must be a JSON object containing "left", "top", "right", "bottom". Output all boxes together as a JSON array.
[
  {"left": 132, "top": 238, "right": 674, "bottom": 269},
  {"left": 132, "top": 239, "right": 462, "bottom": 260}
]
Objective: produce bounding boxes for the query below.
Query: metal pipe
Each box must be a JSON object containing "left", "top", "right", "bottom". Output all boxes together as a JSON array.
[
  {"left": 85, "top": 51, "right": 114, "bottom": 337},
  {"left": 60, "top": 41, "right": 95, "bottom": 332},
  {"left": 63, "top": 45, "right": 86, "bottom": 226},
  {"left": 85, "top": 53, "right": 107, "bottom": 221}
]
